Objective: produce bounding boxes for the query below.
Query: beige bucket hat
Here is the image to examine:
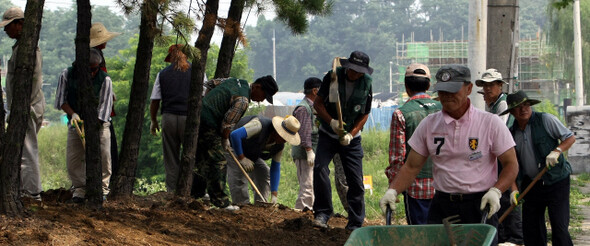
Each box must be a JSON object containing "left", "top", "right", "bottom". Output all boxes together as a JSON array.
[
  {"left": 271, "top": 115, "right": 301, "bottom": 146},
  {"left": 0, "top": 7, "right": 24, "bottom": 28},
  {"left": 90, "top": 22, "right": 121, "bottom": 48}
]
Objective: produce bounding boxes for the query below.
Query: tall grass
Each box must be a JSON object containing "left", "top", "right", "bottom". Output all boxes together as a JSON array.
[{"left": 38, "top": 124, "right": 70, "bottom": 190}]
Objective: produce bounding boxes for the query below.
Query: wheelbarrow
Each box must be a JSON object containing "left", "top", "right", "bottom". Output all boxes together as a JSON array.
[{"left": 345, "top": 208, "right": 496, "bottom": 246}]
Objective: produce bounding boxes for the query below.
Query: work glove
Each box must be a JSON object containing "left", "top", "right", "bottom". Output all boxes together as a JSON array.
[
  {"left": 546, "top": 150, "right": 560, "bottom": 169},
  {"left": 271, "top": 194, "right": 278, "bottom": 204},
  {"left": 379, "top": 189, "right": 398, "bottom": 215},
  {"left": 510, "top": 190, "right": 520, "bottom": 206},
  {"left": 340, "top": 133, "right": 353, "bottom": 146},
  {"left": 239, "top": 157, "right": 254, "bottom": 172},
  {"left": 71, "top": 113, "right": 81, "bottom": 124},
  {"left": 480, "top": 187, "right": 502, "bottom": 219},
  {"left": 329, "top": 119, "right": 341, "bottom": 135},
  {"left": 222, "top": 138, "right": 231, "bottom": 151},
  {"left": 150, "top": 120, "right": 159, "bottom": 136},
  {"left": 306, "top": 149, "right": 315, "bottom": 167}
]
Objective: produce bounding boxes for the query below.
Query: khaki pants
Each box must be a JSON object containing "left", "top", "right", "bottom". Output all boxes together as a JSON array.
[
  {"left": 20, "top": 113, "right": 43, "bottom": 195},
  {"left": 67, "top": 122, "right": 111, "bottom": 198},
  {"left": 294, "top": 159, "right": 314, "bottom": 210}
]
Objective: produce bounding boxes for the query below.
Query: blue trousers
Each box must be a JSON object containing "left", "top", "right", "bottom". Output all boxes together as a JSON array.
[
  {"left": 522, "top": 176, "right": 572, "bottom": 246},
  {"left": 313, "top": 131, "right": 365, "bottom": 228},
  {"left": 403, "top": 192, "right": 431, "bottom": 225}
]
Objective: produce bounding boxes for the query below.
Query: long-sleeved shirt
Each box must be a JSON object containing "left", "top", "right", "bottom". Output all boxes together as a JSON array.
[
  {"left": 55, "top": 68, "right": 113, "bottom": 122},
  {"left": 293, "top": 97, "right": 314, "bottom": 149},
  {"left": 386, "top": 94, "right": 435, "bottom": 199}
]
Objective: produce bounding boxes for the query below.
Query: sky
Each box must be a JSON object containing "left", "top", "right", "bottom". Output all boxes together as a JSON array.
[{"left": 10, "top": 0, "right": 273, "bottom": 44}]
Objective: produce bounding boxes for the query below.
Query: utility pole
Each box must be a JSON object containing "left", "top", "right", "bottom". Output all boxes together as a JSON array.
[
  {"left": 389, "top": 61, "right": 393, "bottom": 93},
  {"left": 487, "top": 0, "right": 519, "bottom": 94},
  {"left": 468, "top": 0, "right": 487, "bottom": 110},
  {"left": 272, "top": 29, "right": 276, "bottom": 80},
  {"left": 573, "top": 0, "right": 584, "bottom": 106}
]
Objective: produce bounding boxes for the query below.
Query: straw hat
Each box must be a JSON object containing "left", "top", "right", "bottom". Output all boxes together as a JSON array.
[
  {"left": 271, "top": 115, "right": 301, "bottom": 146},
  {"left": 89, "top": 22, "right": 121, "bottom": 48}
]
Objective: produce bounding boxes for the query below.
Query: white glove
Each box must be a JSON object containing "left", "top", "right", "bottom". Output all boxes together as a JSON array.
[
  {"left": 329, "top": 119, "right": 341, "bottom": 134},
  {"left": 239, "top": 157, "right": 254, "bottom": 172},
  {"left": 271, "top": 194, "right": 278, "bottom": 204},
  {"left": 480, "top": 187, "right": 502, "bottom": 219},
  {"left": 222, "top": 138, "right": 231, "bottom": 151},
  {"left": 150, "top": 120, "right": 159, "bottom": 136},
  {"left": 71, "top": 113, "right": 81, "bottom": 124},
  {"left": 306, "top": 149, "right": 315, "bottom": 167},
  {"left": 340, "top": 133, "right": 353, "bottom": 146},
  {"left": 379, "top": 189, "right": 398, "bottom": 215},
  {"left": 546, "top": 150, "right": 560, "bottom": 169},
  {"left": 510, "top": 190, "right": 520, "bottom": 206}
]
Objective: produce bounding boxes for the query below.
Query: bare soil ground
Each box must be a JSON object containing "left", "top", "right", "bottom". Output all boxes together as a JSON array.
[{"left": 0, "top": 189, "right": 384, "bottom": 245}]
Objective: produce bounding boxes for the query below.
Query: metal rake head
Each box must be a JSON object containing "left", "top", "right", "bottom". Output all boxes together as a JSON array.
[
  {"left": 458, "top": 229, "right": 484, "bottom": 246},
  {"left": 443, "top": 215, "right": 462, "bottom": 246}
]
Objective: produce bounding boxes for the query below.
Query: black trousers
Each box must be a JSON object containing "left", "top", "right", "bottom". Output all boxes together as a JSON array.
[
  {"left": 522, "top": 176, "right": 572, "bottom": 246},
  {"left": 497, "top": 190, "right": 523, "bottom": 244},
  {"left": 428, "top": 191, "right": 499, "bottom": 246},
  {"left": 313, "top": 131, "right": 365, "bottom": 228}
]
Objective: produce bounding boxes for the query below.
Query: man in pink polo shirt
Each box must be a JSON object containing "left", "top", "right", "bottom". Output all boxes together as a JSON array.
[{"left": 380, "top": 65, "right": 519, "bottom": 245}]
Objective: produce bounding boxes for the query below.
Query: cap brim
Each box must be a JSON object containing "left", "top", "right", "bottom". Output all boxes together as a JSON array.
[
  {"left": 265, "top": 93, "right": 274, "bottom": 104},
  {"left": 0, "top": 19, "right": 12, "bottom": 28},
  {"left": 340, "top": 60, "right": 374, "bottom": 75},
  {"left": 475, "top": 79, "right": 506, "bottom": 87},
  {"left": 433, "top": 81, "right": 465, "bottom": 93},
  {"left": 499, "top": 99, "right": 541, "bottom": 116},
  {"left": 272, "top": 117, "right": 301, "bottom": 146}
]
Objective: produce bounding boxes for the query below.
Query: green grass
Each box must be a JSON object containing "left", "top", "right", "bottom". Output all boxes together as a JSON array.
[{"left": 38, "top": 124, "right": 70, "bottom": 191}]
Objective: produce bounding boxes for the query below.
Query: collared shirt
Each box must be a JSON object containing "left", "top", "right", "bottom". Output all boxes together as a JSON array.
[
  {"left": 387, "top": 93, "right": 435, "bottom": 199},
  {"left": 55, "top": 68, "right": 113, "bottom": 123},
  {"left": 408, "top": 103, "right": 515, "bottom": 194},
  {"left": 512, "top": 112, "right": 573, "bottom": 179},
  {"left": 222, "top": 96, "right": 249, "bottom": 131},
  {"left": 293, "top": 97, "right": 314, "bottom": 149}
]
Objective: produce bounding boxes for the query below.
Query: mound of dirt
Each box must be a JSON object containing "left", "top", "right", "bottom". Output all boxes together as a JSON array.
[{"left": 0, "top": 189, "right": 382, "bottom": 245}]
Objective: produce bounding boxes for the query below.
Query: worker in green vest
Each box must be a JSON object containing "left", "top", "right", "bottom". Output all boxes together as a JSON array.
[
  {"left": 385, "top": 63, "right": 441, "bottom": 225},
  {"left": 193, "top": 75, "right": 278, "bottom": 210},
  {"left": 476, "top": 69, "right": 522, "bottom": 245}
]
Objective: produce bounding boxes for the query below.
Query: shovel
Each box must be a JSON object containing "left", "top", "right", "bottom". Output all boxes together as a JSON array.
[
  {"left": 72, "top": 119, "right": 85, "bottom": 149},
  {"left": 226, "top": 148, "right": 268, "bottom": 203},
  {"left": 499, "top": 166, "right": 548, "bottom": 223}
]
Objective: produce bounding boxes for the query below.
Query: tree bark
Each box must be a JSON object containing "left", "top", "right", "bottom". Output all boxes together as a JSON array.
[
  {"left": 175, "top": 0, "right": 219, "bottom": 197},
  {"left": 213, "top": 0, "right": 245, "bottom": 78},
  {"left": 110, "top": 0, "right": 158, "bottom": 198},
  {"left": 74, "top": 0, "right": 103, "bottom": 208},
  {"left": 0, "top": 0, "right": 45, "bottom": 216}
]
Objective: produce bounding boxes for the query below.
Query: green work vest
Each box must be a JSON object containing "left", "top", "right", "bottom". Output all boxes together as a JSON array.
[
  {"left": 398, "top": 97, "right": 441, "bottom": 178},
  {"left": 490, "top": 93, "right": 515, "bottom": 127},
  {"left": 201, "top": 78, "right": 250, "bottom": 130},
  {"left": 66, "top": 66, "right": 107, "bottom": 122},
  {"left": 509, "top": 112, "right": 571, "bottom": 186},
  {"left": 319, "top": 67, "right": 372, "bottom": 134},
  {"left": 291, "top": 98, "right": 319, "bottom": 159}
]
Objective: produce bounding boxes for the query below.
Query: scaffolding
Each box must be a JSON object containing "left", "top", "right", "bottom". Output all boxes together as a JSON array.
[{"left": 394, "top": 36, "right": 569, "bottom": 105}]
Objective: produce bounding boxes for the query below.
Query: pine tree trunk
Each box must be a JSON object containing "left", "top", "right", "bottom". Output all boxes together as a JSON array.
[
  {"left": 110, "top": 0, "right": 158, "bottom": 198},
  {"left": 0, "top": 0, "right": 45, "bottom": 216},
  {"left": 175, "top": 0, "right": 219, "bottom": 197},
  {"left": 214, "top": 0, "right": 245, "bottom": 78},
  {"left": 74, "top": 0, "right": 103, "bottom": 208}
]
